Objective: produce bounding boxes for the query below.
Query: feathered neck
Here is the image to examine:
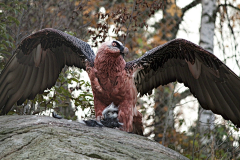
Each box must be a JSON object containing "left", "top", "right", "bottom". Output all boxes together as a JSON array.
[{"left": 95, "top": 51, "right": 126, "bottom": 74}]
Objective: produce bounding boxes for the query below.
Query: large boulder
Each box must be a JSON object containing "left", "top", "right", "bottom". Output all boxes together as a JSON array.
[{"left": 0, "top": 115, "right": 189, "bottom": 160}]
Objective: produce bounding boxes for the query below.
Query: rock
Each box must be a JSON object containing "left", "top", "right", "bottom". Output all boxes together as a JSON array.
[{"left": 0, "top": 115, "right": 189, "bottom": 160}]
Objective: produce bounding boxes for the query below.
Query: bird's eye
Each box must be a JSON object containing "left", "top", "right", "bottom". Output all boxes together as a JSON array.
[{"left": 112, "top": 42, "right": 117, "bottom": 47}]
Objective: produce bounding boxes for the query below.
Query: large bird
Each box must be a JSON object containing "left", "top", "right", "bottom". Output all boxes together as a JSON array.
[{"left": 0, "top": 28, "right": 240, "bottom": 135}]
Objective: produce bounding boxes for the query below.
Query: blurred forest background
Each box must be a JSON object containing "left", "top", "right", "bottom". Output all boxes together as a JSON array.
[{"left": 0, "top": 0, "right": 240, "bottom": 159}]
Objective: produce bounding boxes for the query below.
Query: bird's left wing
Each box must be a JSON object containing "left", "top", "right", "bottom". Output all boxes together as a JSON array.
[
  {"left": 0, "top": 28, "right": 95, "bottom": 115},
  {"left": 125, "top": 38, "right": 240, "bottom": 127}
]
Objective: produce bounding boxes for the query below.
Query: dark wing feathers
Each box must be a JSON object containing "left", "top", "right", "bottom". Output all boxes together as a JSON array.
[
  {"left": 126, "top": 38, "right": 240, "bottom": 127},
  {"left": 0, "top": 28, "right": 95, "bottom": 115}
]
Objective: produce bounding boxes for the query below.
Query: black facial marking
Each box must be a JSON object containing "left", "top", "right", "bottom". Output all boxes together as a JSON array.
[{"left": 113, "top": 41, "right": 124, "bottom": 53}]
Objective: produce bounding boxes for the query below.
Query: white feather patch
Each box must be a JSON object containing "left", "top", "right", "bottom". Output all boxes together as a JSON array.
[
  {"left": 34, "top": 44, "right": 42, "bottom": 67},
  {"left": 187, "top": 58, "right": 201, "bottom": 79},
  {"left": 133, "top": 68, "right": 142, "bottom": 79}
]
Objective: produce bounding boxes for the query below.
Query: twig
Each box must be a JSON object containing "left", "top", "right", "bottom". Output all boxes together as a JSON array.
[
  {"left": 192, "top": 107, "right": 203, "bottom": 160},
  {"left": 40, "top": 1, "right": 45, "bottom": 30},
  {"left": 66, "top": 1, "right": 84, "bottom": 30},
  {"left": 181, "top": 0, "right": 201, "bottom": 19},
  {"left": 218, "top": 3, "right": 240, "bottom": 12},
  {"left": 124, "top": 0, "right": 136, "bottom": 45},
  {"left": 16, "top": 0, "right": 29, "bottom": 47},
  {"left": 223, "top": 0, "right": 240, "bottom": 70}
]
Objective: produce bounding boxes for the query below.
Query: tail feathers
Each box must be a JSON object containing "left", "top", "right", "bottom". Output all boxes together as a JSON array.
[{"left": 132, "top": 111, "right": 143, "bottom": 135}]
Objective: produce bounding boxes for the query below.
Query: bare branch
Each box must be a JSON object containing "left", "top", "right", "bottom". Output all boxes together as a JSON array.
[
  {"left": 124, "top": 0, "right": 136, "bottom": 45},
  {"left": 218, "top": 3, "right": 240, "bottom": 12},
  {"left": 181, "top": 0, "right": 201, "bottom": 18},
  {"left": 40, "top": 2, "right": 45, "bottom": 30},
  {"left": 173, "top": 89, "right": 192, "bottom": 105},
  {"left": 223, "top": 0, "right": 240, "bottom": 69},
  {"left": 16, "top": 0, "right": 29, "bottom": 47}
]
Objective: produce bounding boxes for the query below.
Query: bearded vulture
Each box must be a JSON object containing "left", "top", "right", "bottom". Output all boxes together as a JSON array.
[{"left": 0, "top": 28, "right": 240, "bottom": 135}]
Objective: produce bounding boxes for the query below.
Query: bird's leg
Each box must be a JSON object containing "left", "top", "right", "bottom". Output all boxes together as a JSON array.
[
  {"left": 94, "top": 99, "right": 107, "bottom": 120},
  {"left": 118, "top": 102, "right": 134, "bottom": 133}
]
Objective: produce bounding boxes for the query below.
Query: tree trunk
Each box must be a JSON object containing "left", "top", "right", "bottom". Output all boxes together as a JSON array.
[
  {"left": 198, "top": 0, "right": 216, "bottom": 136},
  {"left": 195, "top": 0, "right": 217, "bottom": 159},
  {"left": 154, "top": 0, "right": 201, "bottom": 144},
  {"left": 154, "top": 0, "right": 183, "bottom": 144},
  {"left": 0, "top": 115, "right": 189, "bottom": 160}
]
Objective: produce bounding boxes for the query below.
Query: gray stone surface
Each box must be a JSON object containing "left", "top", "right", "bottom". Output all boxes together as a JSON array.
[{"left": 0, "top": 115, "right": 189, "bottom": 160}]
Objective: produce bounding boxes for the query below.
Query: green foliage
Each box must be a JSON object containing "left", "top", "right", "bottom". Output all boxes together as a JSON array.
[
  {"left": 0, "top": 1, "right": 26, "bottom": 54},
  {"left": 171, "top": 123, "right": 240, "bottom": 160},
  {"left": 0, "top": 1, "right": 26, "bottom": 69},
  {"left": 0, "top": 1, "right": 94, "bottom": 119},
  {"left": 27, "top": 67, "right": 94, "bottom": 119}
]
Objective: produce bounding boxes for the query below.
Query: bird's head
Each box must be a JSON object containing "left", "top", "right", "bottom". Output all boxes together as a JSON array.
[{"left": 97, "top": 40, "right": 129, "bottom": 58}]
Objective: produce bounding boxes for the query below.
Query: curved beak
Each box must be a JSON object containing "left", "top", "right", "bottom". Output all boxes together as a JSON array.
[{"left": 120, "top": 47, "right": 129, "bottom": 58}]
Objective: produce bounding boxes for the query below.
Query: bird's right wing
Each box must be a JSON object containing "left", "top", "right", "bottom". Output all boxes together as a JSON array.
[
  {"left": 0, "top": 28, "right": 95, "bottom": 115},
  {"left": 125, "top": 38, "right": 240, "bottom": 127}
]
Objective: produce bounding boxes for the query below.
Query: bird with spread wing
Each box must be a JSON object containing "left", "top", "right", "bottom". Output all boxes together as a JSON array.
[{"left": 0, "top": 28, "right": 240, "bottom": 135}]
